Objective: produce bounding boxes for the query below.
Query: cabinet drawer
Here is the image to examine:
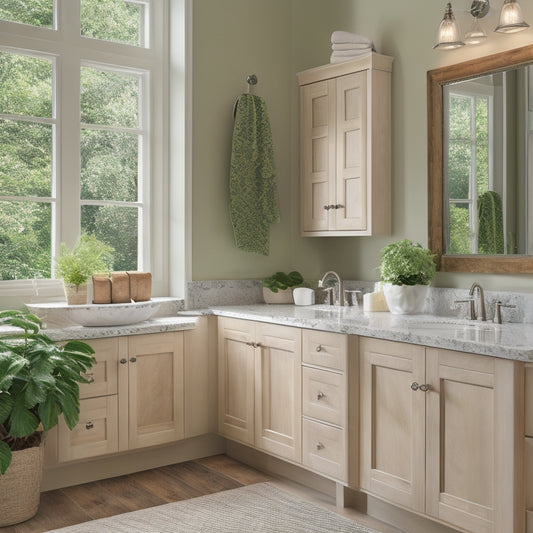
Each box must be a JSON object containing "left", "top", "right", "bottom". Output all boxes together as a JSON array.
[
  {"left": 302, "top": 330, "right": 347, "bottom": 371},
  {"left": 302, "top": 418, "right": 346, "bottom": 481},
  {"left": 79, "top": 337, "right": 119, "bottom": 399},
  {"left": 526, "top": 366, "right": 533, "bottom": 437},
  {"left": 526, "top": 437, "right": 533, "bottom": 511},
  {"left": 302, "top": 367, "right": 345, "bottom": 426},
  {"left": 58, "top": 396, "right": 119, "bottom": 462}
]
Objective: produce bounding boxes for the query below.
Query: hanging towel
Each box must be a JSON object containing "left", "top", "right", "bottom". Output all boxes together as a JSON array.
[
  {"left": 230, "top": 94, "right": 280, "bottom": 255},
  {"left": 477, "top": 190, "right": 504, "bottom": 254}
]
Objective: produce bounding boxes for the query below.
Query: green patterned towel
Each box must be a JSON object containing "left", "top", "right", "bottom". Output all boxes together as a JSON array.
[
  {"left": 230, "top": 94, "right": 280, "bottom": 255},
  {"left": 478, "top": 190, "right": 504, "bottom": 254}
]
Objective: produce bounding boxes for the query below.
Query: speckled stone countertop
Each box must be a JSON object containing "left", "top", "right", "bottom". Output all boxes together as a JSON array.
[
  {"left": 38, "top": 316, "right": 198, "bottom": 342},
  {"left": 179, "top": 304, "right": 533, "bottom": 362}
]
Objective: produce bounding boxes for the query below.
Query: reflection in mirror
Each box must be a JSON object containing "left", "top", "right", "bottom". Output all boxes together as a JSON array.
[{"left": 443, "top": 68, "right": 531, "bottom": 256}]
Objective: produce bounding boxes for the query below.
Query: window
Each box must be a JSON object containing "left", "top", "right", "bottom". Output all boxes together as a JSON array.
[
  {"left": 0, "top": 0, "right": 168, "bottom": 287},
  {"left": 444, "top": 83, "right": 492, "bottom": 254}
]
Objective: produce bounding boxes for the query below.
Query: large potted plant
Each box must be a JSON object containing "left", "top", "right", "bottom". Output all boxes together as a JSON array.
[
  {"left": 55, "top": 234, "right": 114, "bottom": 305},
  {"left": 262, "top": 271, "right": 304, "bottom": 304},
  {"left": 379, "top": 239, "right": 436, "bottom": 314},
  {"left": 0, "top": 310, "right": 95, "bottom": 526}
]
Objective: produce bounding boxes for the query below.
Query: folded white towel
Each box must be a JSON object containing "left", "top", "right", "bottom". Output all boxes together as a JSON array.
[
  {"left": 331, "top": 30, "right": 372, "bottom": 45},
  {"left": 332, "top": 42, "right": 373, "bottom": 51},
  {"left": 331, "top": 47, "right": 372, "bottom": 57},
  {"left": 330, "top": 50, "right": 372, "bottom": 63}
]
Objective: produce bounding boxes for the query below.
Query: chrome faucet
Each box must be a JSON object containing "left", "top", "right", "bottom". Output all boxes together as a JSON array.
[
  {"left": 318, "top": 271, "right": 344, "bottom": 306},
  {"left": 469, "top": 282, "right": 487, "bottom": 321}
]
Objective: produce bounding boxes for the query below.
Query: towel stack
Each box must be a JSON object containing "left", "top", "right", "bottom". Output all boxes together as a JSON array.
[{"left": 330, "top": 31, "right": 374, "bottom": 63}]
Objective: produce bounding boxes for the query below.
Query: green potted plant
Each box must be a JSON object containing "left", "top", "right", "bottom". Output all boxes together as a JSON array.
[
  {"left": 0, "top": 310, "right": 95, "bottom": 526},
  {"left": 55, "top": 234, "right": 114, "bottom": 305},
  {"left": 379, "top": 239, "right": 436, "bottom": 314},
  {"left": 262, "top": 271, "right": 304, "bottom": 304}
]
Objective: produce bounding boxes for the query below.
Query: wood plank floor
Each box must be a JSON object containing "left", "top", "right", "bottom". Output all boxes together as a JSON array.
[{"left": 0, "top": 454, "right": 398, "bottom": 533}]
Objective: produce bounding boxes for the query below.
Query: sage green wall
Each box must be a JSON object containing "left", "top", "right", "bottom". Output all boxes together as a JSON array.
[{"left": 191, "top": 0, "right": 533, "bottom": 292}]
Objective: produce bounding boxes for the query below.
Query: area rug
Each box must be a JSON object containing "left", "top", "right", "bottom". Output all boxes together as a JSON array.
[{"left": 45, "top": 482, "right": 381, "bottom": 533}]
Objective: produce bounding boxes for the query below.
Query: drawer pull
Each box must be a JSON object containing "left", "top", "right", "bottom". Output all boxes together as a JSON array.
[
  {"left": 411, "top": 382, "right": 431, "bottom": 392},
  {"left": 316, "top": 442, "right": 325, "bottom": 451},
  {"left": 316, "top": 345, "right": 322, "bottom": 352},
  {"left": 85, "top": 421, "right": 94, "bottom": 430},
  {"left": 85, "top": 373, "right": 95, "bottom": 384},
  {"left": 130, "top": 357, "right": 137, "bottom": 363},
  {"left": 120, "top": 358, "right": 127, "bottom": 364},
  {"left": 317, "top": 391, "right": 326, "bottom": 400}
]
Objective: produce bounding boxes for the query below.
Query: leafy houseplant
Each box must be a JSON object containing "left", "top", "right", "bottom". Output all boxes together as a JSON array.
[
  {"left": 0, "top": 310, "right": 95, "bottom": 526},
  {"left": 55, "top": 234, "right": 114, "bottom": 304},
  {"left": 379, "top": 239, "right": 436, "bottom": 314},
  {"left": 262, "top": 271, "right": 304, "bottom": 304}
]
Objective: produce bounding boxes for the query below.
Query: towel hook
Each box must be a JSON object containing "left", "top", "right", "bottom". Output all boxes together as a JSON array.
[{"left": 246, "top": 74, "right": 258, "bottom": 93}]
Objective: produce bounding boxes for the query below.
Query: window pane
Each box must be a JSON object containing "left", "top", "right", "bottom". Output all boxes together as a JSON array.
[
  {"left": 448, "top": 203, "right": 472, "bottom": 255},
  {"left": 448, "top": 140, "right": 471, "bottom": 200},
  {"left": 0, "top": 0, "right": 53, "bottom": 28},
  {"left": 81, "top": 0, "right": 145, "bottom": 47},
  {"left": 81, "top": 67, "right": 139, "bottom": 128},
  {"left": 81, "top": 129, "right": 138, "bottom": 202},
  {"left": 81, "top": 205, "right": 138, "bottom": 271},
  {"left": 0, "top": 119, "right": 52, "bottom": 196},
  {"left": 0, "top": 200, "right": 51, "bottom": 279},
  {"left": 475, "top": 97, "right": 489, "bottom": 195},
  {"left": 0, "top": 52, "right": 52, "bottom": 118},
  {"left": 449, "top": 94, "right": 472, "bottom": 140}
]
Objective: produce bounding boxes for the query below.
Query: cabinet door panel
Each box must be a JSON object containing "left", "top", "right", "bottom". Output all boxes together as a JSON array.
[
  {"left": 301, "top": 80, "right": 335, "bottom": 232},
  {"left": 360, "top": 338, "right": 425, "bottom": 512},
  {"left": 127, "top": 332, "right": 184, "bottom": 449},
  {"left": 255, "top": 323, "right": 301, "bottom": 462},
  {"left": 218, "top": 318, "right": 255, "bottom": 445},
  {"left": 79, "top": 337, "right": 118, "bottom": 399},
  {"left": 336, "top": 72, "right": 367, "bottom": 231}
]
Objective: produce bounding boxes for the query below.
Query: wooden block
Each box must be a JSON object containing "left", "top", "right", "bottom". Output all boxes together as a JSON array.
[
  {"left": 111, "top": 272, "right": 131, "bottom": 303},
  {"left": 92, "top": 275, "right": 111, "bottom": 304},
  {"left": 127, "top": 272, "right": 152, "bottom": 302}
]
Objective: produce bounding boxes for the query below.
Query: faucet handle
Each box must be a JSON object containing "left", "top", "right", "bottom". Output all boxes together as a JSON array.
[
  {"left": 494, "top": 301, "right": 516, "bottom": 324},
  {"left": 453, "top": 298, "right": 476, "bottom": 320}
]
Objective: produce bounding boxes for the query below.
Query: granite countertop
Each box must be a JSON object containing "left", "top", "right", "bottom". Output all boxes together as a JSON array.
[{"left": 180, "top": 304, "right": 533, "bottom": 362}]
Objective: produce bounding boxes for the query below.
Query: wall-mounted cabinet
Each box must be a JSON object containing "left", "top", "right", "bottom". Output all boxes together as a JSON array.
[{"left": 297, "top": 53, "right": 393, "bottom": 237}]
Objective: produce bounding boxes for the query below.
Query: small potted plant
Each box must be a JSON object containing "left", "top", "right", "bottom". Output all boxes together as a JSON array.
[
  {"left": 262, "top": 271, "right": 304, "bottom": 304},
  {"left": 55, "top": 234, "right": 114, "bottom": 305},
  {"left": 379, "top": 239, "right": 436, "bottom": 314},
  {"left": 0, "top": 310, "right": 95, "bottom": 526}
]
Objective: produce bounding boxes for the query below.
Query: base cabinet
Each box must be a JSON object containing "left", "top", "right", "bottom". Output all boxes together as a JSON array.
[
  {"left": 57, "top": 332, "right": 184, "bottom": 462},
  {"left": 360, "top": 337, "right": 523, "bottom": 533},
  {"left": 218, "top": 317, "right": 301, "bottom": 463}
]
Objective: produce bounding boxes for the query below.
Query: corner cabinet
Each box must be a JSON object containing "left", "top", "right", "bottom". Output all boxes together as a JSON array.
[
  {"left": 297, "top": 53, "right": 393, "bottom": 236},
  {"left": 360, "top": 337, "right": 524, "bottom": 533}
]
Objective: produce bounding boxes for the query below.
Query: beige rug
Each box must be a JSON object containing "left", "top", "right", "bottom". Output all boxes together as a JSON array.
[{"left": 46, "top": 482, "right": 381, "bottom": 532}]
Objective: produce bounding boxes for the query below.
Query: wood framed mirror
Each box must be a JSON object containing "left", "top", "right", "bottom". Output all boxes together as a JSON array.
[{"left": 428, "top": 45, "right": 533, "bottom": 274}]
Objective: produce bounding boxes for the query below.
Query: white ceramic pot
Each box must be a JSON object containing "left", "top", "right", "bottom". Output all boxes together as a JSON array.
[{"left": 382, "top": 284, "right": 429, "bottom": 315}]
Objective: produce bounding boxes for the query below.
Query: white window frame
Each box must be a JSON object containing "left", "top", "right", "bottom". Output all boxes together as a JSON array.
[{"left": 0, "top": 0, "right": 171, "bottom": 304}]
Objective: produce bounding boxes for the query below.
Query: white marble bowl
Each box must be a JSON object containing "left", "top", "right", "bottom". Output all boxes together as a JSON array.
[{"left": 26, "top": 300, "right": 160, "bottom": 328}]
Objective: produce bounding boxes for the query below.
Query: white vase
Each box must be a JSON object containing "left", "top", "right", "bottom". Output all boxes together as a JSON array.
[{"left": 382, "top": 284, "right": 429, "bottom": 315}]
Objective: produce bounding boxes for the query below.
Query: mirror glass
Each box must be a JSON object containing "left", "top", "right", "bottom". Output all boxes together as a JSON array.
[{"left": 443, "top": 67, "right": 532, "bottom": 256}]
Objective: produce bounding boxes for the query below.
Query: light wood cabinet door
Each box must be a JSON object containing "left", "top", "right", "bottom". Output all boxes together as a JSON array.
[
  {"left": 218, "top": 317, "right": 255, "bottom": 445},
  {"left": 79, "top": 337, "right": 119, "bottom": 399},
  {"left": 255, "top": 323, "right": 301, "bottom": 462},
  {"left": 335, "top": 71, "right": 367, "bottom": 231},
  {"left": 359, "top": 337, "right": 426, "bottom": 513},
  {"left": 124, "top": 332, "right": 184, "bottom": 450},
  {"left": 425, "top": 348, "right": 523, "bottom": 533},
  {"left": 300, "top": 79, "right": 335, "bottom": 233}
]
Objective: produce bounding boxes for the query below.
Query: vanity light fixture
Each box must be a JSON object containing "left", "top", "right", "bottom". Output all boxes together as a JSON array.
[
  {"left": 465, "top": 16, "right": 488, "bottom": 43},
  {"left": 434, "top": 2, "right": 465, "bottom": 50},
  {"left": 495, "top": 0, "right": 530, "bottom": 33}
]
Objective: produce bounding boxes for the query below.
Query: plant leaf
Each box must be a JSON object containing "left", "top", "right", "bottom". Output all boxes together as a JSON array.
[
  {"left": 0, "top": 394, "right": 14, "bottom": 424},
  {"left": 0, "top": 440, "right": 12, "bottom": 475},
  {"left": 9, "top": 397, "right": 39, "bottom": 437}
]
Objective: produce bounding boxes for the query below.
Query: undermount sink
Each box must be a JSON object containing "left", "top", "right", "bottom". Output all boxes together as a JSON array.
[{"left": 26, "top": 300, "right": 160, "bottom": 327}]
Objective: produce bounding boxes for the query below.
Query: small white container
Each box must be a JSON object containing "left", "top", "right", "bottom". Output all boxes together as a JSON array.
[{"left": 293, "top": 287, "right": 315, "bottom": 306}]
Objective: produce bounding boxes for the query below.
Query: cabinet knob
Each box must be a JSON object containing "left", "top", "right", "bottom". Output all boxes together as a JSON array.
[
  {"left": 334, "top": 204, "right": 344, "bottom": 209},
  {"left": 411, "top": 382, "right": 431, "bottom": 392},
  {"left": 85, "top": 421, "right": 94, "bottom": 430},
  {"left": 84, "top": 373, "right": 95, "bottom": 384},
  {"left": 317, "top": 391, "right": 326, "bottom": 400},
  {"left": 316, "top": 442, "right": 325, "bottom": 451},
  {"left": 255, "top": 342, "right": 262, "bottom": 348},
  {"left": 316, "top": 345, "right": 322, "bottom": 352},
  {"left": 120, "top": 358, "right": 127, "bottom": 364},
  {"left": 130, "top": 357, "right": 137, "bottom": 363},
  {"left": 323, "top": 205, "right": 331, "bottom": 211}
]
